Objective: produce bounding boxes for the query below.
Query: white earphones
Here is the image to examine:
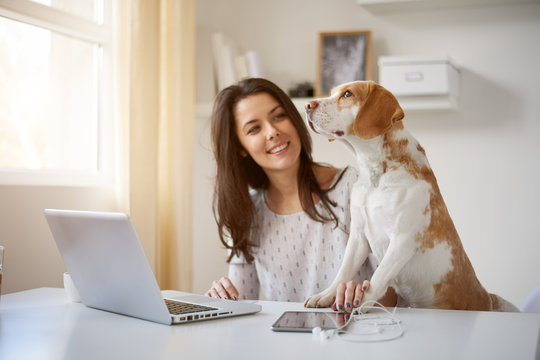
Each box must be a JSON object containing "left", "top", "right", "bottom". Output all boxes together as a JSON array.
[
  {"left": 312, "top": 326, "right": 337, "bottom": 342},
  {"left": 312, "top": 301, "right": 404, "bottom": 343}
]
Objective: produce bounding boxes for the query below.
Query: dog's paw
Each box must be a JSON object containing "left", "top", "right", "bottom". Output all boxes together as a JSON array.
[
  {"left": 359, "top": 288, "right": 385, "bottom": 308},
  {"left": 360, "top": 290, "right": 376, "bottom": 304},
  {"left": 304, "top": 292, "right": 335, "bottom": 308}
]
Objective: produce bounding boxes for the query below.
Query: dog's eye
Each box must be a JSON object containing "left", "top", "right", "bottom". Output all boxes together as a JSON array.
[{"left": 341, "top": 90, "right": 352, "bottom": 98}]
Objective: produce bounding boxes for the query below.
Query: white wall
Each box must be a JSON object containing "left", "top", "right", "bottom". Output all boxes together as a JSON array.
[
  {"left": 0, "top": 185, "right": 117, "bottom": 294},
  {"left": 193, "top": 0, "right": 540, "bottom": 307}
]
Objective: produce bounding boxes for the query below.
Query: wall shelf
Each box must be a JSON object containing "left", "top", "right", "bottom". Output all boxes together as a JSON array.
[{"left": 356, "top": 0, "right": 540, "bottom": 12}]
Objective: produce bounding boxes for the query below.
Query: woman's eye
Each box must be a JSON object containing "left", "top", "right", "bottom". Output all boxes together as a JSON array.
[
  {"left": 272, "top": 113, "right": 286, "bottom": 121},
  {"left": 342, "top": 90, "right": 352, "bottom": 98},
  {"left": 247, "top": 125, "right": 260, "bottom": 134}
]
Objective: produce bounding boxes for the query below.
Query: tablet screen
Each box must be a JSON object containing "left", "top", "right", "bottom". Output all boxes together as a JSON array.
[{"left": 271, "top": 311, "right": 348, "bottom": 332}]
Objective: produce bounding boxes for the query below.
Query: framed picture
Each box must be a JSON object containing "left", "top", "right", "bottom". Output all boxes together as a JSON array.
[{"left": 316, "top": 30, "right": 372, "bottom": 97}]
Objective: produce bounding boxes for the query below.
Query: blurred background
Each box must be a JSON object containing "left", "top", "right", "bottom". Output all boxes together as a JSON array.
[{"left": 1, "top": 0, "right": 539, "bottom": 308}]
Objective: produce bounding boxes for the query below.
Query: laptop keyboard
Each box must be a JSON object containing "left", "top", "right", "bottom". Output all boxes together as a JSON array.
[{"left": 165, "top": 299, "right": 218, "bottom": 315}]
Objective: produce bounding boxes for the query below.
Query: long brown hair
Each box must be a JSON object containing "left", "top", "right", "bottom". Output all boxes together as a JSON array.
[{"left": 211, "top": 78, "right": 341, "bottom": 263}]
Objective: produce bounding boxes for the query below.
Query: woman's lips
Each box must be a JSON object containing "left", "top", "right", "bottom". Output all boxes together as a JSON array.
[{"left": 267, "top": 142, "right": 289, "bottom": 154}]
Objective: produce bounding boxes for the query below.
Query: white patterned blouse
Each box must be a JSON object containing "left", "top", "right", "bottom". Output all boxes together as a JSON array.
[{"left": 228, "top": 167, "right": 379, "bottom": 302}]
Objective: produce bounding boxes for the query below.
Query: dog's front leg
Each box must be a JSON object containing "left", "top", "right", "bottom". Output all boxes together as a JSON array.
[
  {"left": 360, "top": 238, "right": 417, "bottom": 306},
  {"left": 304, "top": 229, "right": 371, "bottom": 308}
]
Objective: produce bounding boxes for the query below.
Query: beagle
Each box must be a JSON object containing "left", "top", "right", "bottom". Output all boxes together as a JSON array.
[{"left": 304, "top": 81, "right": 517, "bottom": 311}]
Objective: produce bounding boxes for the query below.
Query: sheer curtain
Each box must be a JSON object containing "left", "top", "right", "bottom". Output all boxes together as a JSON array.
[{"left": 116, "top": 0, "right": 195, "bottom": 291}]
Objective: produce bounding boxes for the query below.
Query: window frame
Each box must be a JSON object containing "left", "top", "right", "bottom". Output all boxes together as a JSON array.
[{"left": 0, "top": 0, "right": 114, "bottom": 187}]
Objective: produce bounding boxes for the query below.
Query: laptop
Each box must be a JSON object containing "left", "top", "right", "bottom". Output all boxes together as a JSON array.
[{"left": 44, "top": 209, "right": 261, "bottom": 325}]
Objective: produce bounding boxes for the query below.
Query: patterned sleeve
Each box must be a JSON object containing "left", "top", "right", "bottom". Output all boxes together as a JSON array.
[
  {"left": 228, "top": 260, "right": 260, "bottom": 300},
  {"left": 224, "top": 231, "right": 260, "bottom": 300}
]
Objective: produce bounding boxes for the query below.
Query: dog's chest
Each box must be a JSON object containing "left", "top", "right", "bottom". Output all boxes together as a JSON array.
[
  {"left": 351, "top": 165, "right": 433, "bottom": 253},
  {"left": 352, "top": 171, "right": 454, "bottom": 306}
]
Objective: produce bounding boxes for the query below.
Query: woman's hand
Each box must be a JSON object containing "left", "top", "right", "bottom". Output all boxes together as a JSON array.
[
  {"left": 332, "top": 280, "right": 398, "bottom": 311},
  {"left": 205, "top": 277, "right": 239, "bottom": 301},
  {"left": 332, "top": 280, "right": 370, "bottom": 312}
]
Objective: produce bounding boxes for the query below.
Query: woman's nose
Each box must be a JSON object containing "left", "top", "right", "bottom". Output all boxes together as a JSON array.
[{"left": 265, "top": 123, "right": 279, "bottom": 140}]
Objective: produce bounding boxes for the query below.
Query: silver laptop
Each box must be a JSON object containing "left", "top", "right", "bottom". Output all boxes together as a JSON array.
[{"left": 44, "top": 209, "right": 261, "bottom": 325}]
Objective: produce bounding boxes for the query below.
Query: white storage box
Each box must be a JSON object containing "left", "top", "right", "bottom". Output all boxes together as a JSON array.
[{"left": 378, "top": 56, "right": 459, "bottom": 110}]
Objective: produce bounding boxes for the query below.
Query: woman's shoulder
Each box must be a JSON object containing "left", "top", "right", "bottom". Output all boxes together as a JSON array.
[
  {"left": 329, "top": 166, "right": 358, "bottom": 190},
  {"left": 314, "top": 165, "right": 357, "bottom": 190}
]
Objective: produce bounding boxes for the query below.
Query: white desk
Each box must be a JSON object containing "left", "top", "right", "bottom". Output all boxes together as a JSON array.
[{"left": 1, "top": 288, "right": 539, "bottom": 360}]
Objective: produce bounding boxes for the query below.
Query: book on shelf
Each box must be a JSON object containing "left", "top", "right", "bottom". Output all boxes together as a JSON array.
[
  {"left": 245, "top": 51, "right": 263, "bottom": 78},
  {"left": 234, "top": 55, "right": 249, "bottom": 80},
  {"left": 211, "top": 32, "right": 264, "bottom": 91}
]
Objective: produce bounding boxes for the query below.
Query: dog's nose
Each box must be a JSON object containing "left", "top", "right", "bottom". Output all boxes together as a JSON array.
[{"left": 305, "top": 100, "right": 319, "bottom": 113}]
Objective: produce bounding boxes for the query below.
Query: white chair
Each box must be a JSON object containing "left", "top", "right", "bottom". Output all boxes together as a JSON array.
[
  {"left": 522, "top": 285, "right": 540, "bottom": 313},
  {"left": 521, "top": 285, "right": 540, "bottom": 360}
]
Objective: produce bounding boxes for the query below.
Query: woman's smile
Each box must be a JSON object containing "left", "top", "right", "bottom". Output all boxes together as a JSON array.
[{"left": 267, "top": 141, "right": 290, "bottom": 155}]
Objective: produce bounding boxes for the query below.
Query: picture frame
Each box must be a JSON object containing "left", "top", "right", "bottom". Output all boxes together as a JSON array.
[{"left": 315, "top": 30, "right": 372, "bottom": 97}]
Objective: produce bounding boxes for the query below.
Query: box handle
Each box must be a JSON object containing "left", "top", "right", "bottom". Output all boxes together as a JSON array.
[{"left": 405, "top": 71, "right": 423, "bottom": 82}]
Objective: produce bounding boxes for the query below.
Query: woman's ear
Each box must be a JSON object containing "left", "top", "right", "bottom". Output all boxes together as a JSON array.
[{"left": 240, "top": 149, "right": 248, "bottom": 157}]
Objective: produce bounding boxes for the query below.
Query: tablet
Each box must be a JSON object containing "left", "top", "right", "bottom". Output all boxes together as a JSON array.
[{"left": 270, "top": 311, "right": 348, "bottom": 332}]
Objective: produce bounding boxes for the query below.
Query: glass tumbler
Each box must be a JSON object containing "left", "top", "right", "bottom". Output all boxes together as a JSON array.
[{"left": 0, "top": 245, "right": 4, "bottom": 299}]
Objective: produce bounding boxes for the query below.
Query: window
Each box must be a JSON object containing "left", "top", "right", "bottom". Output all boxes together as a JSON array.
[{"left": 0, "top": 0, "right": 113, "bottom": 185}]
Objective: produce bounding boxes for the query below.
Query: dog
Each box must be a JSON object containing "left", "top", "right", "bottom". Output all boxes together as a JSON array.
[{"left": 303, "top": 80, "right": 517, "bottom": 312}]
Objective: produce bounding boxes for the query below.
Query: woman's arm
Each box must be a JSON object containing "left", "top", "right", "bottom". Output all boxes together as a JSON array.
[{"left": 228, "top": 262, "right": 260, "bottom": 300}]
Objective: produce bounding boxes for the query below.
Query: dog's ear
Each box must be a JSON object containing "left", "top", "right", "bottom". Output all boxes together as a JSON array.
[{"left": 353, "top": 82, "right": 404, "bottom": 140}]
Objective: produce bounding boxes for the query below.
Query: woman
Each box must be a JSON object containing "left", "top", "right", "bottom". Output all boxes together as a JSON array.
[{"left": 206, "top": 78, "right": 396, "bottom": 311}]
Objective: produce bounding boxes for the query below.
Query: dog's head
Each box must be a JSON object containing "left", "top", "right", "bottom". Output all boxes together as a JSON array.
[{"left": 305, "top": 81, "right": 404, "bottom": 140}]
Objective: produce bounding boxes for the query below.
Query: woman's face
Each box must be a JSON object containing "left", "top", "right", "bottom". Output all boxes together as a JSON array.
[{"left": 234, "top": 92, "right": 301, "bottom": 175}]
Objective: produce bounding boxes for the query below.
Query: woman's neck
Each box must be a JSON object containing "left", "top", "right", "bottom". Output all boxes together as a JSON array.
[
  {"left": 264, "top": 162, "right": 302, "bottom": 215},
  {"left": 264, "top": 164, "right": 339, "bottom": 215}
]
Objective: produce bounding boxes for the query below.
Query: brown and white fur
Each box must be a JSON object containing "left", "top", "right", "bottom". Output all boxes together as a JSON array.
[{"left": 304, "top": 81, "right": 517, "bottom": 311}]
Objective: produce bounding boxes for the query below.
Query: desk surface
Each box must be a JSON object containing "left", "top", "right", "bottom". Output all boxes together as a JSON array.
[{"left": 1, "top": 288, "right": 539, "bottom": 360}]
